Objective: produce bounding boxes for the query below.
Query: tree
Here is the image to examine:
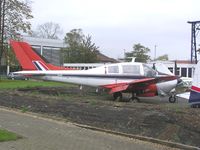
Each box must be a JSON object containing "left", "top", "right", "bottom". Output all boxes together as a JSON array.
[
  {"left": 155, "top": 54, "right": 168, "bottom": 61},
  {"left": 30, "top": 22, "right": 63, "bottom": 39},
  {"left": 0, "top": 0, "right": 33, "bottom": 65},
  {"left": 62, "top": 29, "right": 99, "bottom": 63},
  {"left": 64, "top": 29, "right": 83, "bottom": 47},
  {"left": 125, "top": 43, "right": 151, "bottom": 63}
]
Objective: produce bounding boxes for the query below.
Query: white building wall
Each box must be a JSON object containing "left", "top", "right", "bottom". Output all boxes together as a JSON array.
[{"left": 149, "top": 61, "right": 196, "bottom": 78}]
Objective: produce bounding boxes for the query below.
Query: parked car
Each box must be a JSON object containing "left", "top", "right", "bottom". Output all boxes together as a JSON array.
[{"left": 7, "top": 72, "right": 29, "bottom": 80}]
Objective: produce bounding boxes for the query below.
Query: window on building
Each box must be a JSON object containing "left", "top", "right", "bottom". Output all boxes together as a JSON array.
[
  {"left": 122, "top": 65, "right": 140, "bottom": 75},
  {"left": 175, "top": 67, "right": 180, "bottom": 75},
  {"left": 168, "top": 67, "right": 173, "bottom": 74},
  {"left": 108, "top": 66, "right": 119, "bottom": 73},
  {"left": 32, "top": 46, "right": 41, "bottom": 55},
  {"left": 188, "top": 68, "right": 192, "bottom": 77},
  {"left": 181, "top": 68, "right": 187, "bottom": 77},
  {"left": 43, "top": 47, "right": 61, "bottom": 66}
]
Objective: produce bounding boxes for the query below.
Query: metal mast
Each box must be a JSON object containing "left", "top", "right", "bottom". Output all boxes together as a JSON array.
[{"left": 188, "top": 21, "right": 200, "bottom": 64}]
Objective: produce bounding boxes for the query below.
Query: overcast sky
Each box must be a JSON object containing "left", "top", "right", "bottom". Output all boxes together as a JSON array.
[{"left": 30, "top": 0, "right": 200, "bottom": 60}]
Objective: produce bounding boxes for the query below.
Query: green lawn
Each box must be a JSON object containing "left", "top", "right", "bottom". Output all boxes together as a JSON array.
[
  {"left": 0, "top": 79, "right": 73, "bottom": 89},
  {"left": 0, "top": 129, "right": 20, "bottom": 142}
]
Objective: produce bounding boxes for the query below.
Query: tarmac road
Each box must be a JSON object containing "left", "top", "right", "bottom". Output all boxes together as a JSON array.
[{"left": 0, "top": 108, "right": 178, "bottom": 150}]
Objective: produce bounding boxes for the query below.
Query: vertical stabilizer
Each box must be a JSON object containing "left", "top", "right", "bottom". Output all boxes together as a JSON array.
[
  {"left": 10, "top": 40, "right": 36, "bottom": 70},
  {"left": 189, "top": 61, "right": 200, "bottom": 106},
  {"left": 10, "top": 40, "right": 70, "bottom": 71}
]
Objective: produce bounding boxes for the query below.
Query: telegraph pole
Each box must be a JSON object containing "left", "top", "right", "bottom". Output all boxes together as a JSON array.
[{"left": 188, "top": 21, "right": 200, "bottom": 64}]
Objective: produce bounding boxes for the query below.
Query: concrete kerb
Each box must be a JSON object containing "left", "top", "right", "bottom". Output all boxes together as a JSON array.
[
  {"left": 74, "top": 123, "right": 200, "bottom": 150},
  {"left": 0, "top": 107, "right": 199, "bottom": 150}
]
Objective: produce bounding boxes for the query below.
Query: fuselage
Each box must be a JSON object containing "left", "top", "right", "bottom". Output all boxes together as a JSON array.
[{"left": 17, "top": 62, "right": 178, "bottom": 97}]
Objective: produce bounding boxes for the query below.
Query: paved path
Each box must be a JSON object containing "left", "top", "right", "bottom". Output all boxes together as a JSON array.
[{"left": 0, "top": 108, "right": 176, "bottom": 150}]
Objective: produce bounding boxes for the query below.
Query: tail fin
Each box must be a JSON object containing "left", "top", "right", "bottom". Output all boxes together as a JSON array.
[
  {"left": 10, "top": 40, "right": 69, "bottom": 71},
  {"left": 189, "top": 61, "right": 200, "bottom": 106}
]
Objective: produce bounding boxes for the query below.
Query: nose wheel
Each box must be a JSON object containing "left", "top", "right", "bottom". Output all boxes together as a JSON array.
[{"left": 169, "top": 95, "right": 177, "bottom": 103}]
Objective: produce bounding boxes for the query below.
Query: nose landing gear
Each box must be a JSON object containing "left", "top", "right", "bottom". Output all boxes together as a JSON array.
[{"left": 169, "top": 95, "right": 177, "bottom": 103}]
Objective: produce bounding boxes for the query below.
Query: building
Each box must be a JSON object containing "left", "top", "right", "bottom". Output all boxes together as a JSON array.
[
  {"left": 149, "top": 60, "right": 196, "bottom": 78},
  {"left": 22, "top": 36, "right": 66, "bottom": 66},
  {"left": 22, "top": 36, "right": 118, "bottom": 68},
  {"left": 63, "top": 63, "right": 105, "bottom": 70}
]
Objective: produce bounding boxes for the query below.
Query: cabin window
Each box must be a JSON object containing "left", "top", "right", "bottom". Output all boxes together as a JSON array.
[
  {"left": 108, "top": 66, "right": 119, "bottom": 73},
  {"left": 122, "top": 65, "right": 140, "bottom": 75},
  {"left": 143, "top": 64, "right": 157, "bottom": 77}
]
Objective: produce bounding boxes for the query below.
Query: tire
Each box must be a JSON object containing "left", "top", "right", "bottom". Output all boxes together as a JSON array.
[
  {"left": 113, "top": 92, "right": 122, "bottom": 101},
  {"left": 129, "top": 97, "right": 140, "bottom": 103},
  {"left": 169, "top": 95, "right": 176, "bottom": 103}
]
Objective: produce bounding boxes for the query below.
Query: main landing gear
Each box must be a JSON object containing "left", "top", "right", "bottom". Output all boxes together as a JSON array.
[
  {"left": 128, "top": 93, "right": 140, "bottom": 102},
  {"left": 113, "top": 92, "right": 140, "bottom": 102},
  {"left": 113, "top": 92, "right": 122, "bottom": 101}
]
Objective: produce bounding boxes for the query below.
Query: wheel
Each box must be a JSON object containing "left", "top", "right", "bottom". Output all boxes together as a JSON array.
[
  {"left": 169, "top": 95, "right": 176, "bottom": 103},
  {"left": 128, "top": 92, "right": 140, "bottom": 102},
  {"left": 113, "top": 92, "right": 122, "bottom": 101}
]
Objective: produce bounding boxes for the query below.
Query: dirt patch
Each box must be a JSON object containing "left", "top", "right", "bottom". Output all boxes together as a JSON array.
[{"left": 0, "top": 87, "right": 200, "bottom": 147}]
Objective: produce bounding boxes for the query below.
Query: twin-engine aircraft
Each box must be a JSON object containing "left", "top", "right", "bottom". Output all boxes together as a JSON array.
[{"left": 10, "top": 40, "right": 181, "bottom": 102}]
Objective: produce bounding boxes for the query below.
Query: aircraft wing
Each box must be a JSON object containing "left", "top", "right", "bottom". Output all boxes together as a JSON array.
[{"left": 102, "top": 78, "right": 155, "bottom": 94}]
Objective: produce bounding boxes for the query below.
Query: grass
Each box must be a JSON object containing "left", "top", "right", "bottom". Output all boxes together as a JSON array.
[
  {"left": 20, "top": 105, "right": 29, "bottom": 113},
  {"left": 0, "top": 79, "right": 74, "bottom": 89},
  {"left": 0, "top": 129, "right": 20, "bottom": 142}
]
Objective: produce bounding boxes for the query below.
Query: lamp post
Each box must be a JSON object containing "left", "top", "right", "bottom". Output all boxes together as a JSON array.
[
  {"left": 154, "top": 45, "right": 157, "bottom": 60},
  {"left": 0, "top": 0, "right": 6, "bottom": 66}
]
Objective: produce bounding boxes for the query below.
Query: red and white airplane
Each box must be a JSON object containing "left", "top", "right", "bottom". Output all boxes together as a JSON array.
[{"left": 10, "top": 40, "right": 181, "bottom": 102}]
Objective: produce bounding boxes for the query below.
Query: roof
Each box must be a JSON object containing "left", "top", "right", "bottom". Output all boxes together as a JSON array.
[
  {"left": 174, "top": 60, "right": 194, "bottom": 64},
  {"left": 96, "top": 51, "right": 118, "bottom": 63}
]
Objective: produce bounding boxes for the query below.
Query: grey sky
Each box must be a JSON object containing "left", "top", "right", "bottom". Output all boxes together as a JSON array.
[{"left": 30, "top": 0, "right": 200, "bottom": 60}]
